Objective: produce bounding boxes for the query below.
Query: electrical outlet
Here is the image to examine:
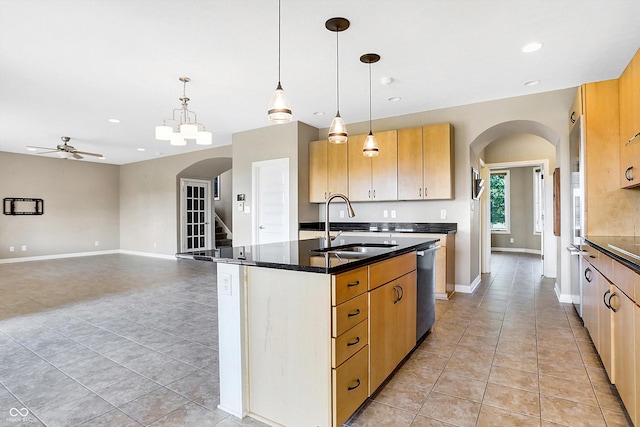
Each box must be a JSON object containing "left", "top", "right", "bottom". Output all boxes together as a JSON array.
[
  {"left": 510, "top": 238, "right": 515, "bottom": 243},
  {"left": 21, "top": 245, "right": 27, "bottom": 251},
  {"left": 383, "top": 210, "right": 388, "bottom": 218},
  {"left": 391, "top": 210, "right": 396, "bottom": 219},
  {"left": 340, "top": 210, "right": 345, "bottom": 218},
  {"left": 221, "top": 273, "right": 232, "bottom": 296},
  {"left": 94, "top": 241, "right": 99, "bottom": 246},
  {"left": 9, "top": 246, "right": 14, "bottom": 252},
  {"left": 440, "top": 209, "right": 447, "bottom": 219}
]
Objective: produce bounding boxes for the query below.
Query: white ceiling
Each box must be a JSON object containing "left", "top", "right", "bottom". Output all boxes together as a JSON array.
[{"left": 1, "top": 0, "right": 638, "bottom": 165}]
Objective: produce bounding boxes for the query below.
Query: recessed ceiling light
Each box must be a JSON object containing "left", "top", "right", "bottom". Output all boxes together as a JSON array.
[
  {"left": 108, "top": 118, "right": 120, "bottom": 123},
  {"left": 522, "top": 42, "right": 543, "bottom": 53},
  {"left": 524, "top": 80, "right": 540, "bottom": 86},
  {"left": 380, "top": 76, "right": 393, "bottom": 85},
  {"left": 137, "top": 148, "right": 145, "bottom": 152},
  {"left": 313, "top": 111, "right": 325, "bottom": 116},
  {"left": 387, "top": 96, "right": 402, "bottom": 102}
]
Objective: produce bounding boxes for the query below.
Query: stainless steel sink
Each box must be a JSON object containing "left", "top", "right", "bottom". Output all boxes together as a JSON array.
[{"left": 310, "top": 243, "right": 398, "bottom": 255}]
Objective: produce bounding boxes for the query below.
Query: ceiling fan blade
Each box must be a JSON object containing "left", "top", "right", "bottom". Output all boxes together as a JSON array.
[
  {"left": 72, "top": 153, "right": 83, "bottom": 160},
  {"left": 73, "top": 151, "right": 103, "bottom": 157},
  {"left": 27, "top": 145, "right": 58, "bottom": 150},
  {"left": 35, "top": 150, "right": 59, "bottom": 154}
]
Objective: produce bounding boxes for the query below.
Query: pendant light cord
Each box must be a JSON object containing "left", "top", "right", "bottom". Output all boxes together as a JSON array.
[
  {"left": 336, "top": 30, "right": 340, "bottom": 114},
  {"left": 368, "top": 63, "right": 372, "bottom": 132},
  {"left": 277, "top": 0, "right": 281, "bottom": 83}
]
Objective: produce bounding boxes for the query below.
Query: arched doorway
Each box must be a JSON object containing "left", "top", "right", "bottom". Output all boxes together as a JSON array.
[
  {"left": 469, "top": 120, "right": 560, "bottom": 278},
  {"left": 176, "top": 157, "right": 232, "bottom": 252}
]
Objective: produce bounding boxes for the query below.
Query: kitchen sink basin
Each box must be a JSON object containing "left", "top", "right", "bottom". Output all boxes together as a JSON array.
[{"left": 310, "top": 243, "right": 398, "bottom": 255}]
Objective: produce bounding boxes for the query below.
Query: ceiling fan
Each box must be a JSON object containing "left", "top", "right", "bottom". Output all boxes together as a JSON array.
[{"left": 27, "top": 136, "right": 103, "bottom": 160}]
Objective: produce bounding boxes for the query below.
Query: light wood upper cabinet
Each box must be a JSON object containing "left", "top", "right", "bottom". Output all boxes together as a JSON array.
[
  {"left": 309, "top": 139, "right": 348, "bottom": 203},
  {"left": 619, "top": 48, "right": 640, "bottom": 189},
  {"left": 397, "top": 124, "right": 454, "bottom": 201},
  {"left": 347, "top": 130, "right": 397, "bottom": 201},
  {"left": 424, "top": 123, "right": 454, "bottom": 200}
]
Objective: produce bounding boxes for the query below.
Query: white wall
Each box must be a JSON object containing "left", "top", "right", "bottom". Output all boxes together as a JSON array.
[{"left": 0, "top": 152, "right": 120, "bottom": 259}]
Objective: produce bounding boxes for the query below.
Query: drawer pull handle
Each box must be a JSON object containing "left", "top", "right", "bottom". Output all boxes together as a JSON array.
[
  {"left": 398, "top": 285, "right": 404, "bottom": 302},
  {"left": 584, "top": 268, "right": 592, "bottom": 283},
  {"left": 570, "top": 111, "right": 576, "bottom": 124},
  {"left": 607, "top": 291, "right": 618, "bottom": 313},
  {"left": 393, "top": 286, "right": 400, "bottom": 304},
  {"left": 347, "top": 378, "right": 361, "bottom": 391},
  {"left": 347, "top": 337, "right": 360, "bottom": 346},
  {"left": 603, "top": 289, "right": 611, "bottom": 309},
  {"left": 625, "top": 166, "right": 634, "bottom": 182},
  {"left": 347, "top": 309, "right": 361, "bottom": 317},
  {"left": 347, "top": 280, "right": 360, "bottom": 287}
]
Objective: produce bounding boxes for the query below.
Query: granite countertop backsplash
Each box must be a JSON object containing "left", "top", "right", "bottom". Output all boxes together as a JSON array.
[{"left": 299, "top": 222, "right": 457, "bottom": 234}]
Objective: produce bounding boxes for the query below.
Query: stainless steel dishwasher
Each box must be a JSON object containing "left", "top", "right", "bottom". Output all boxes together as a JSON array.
[{"left": 416, "top": 245, "right": 440, "bottom": 343}]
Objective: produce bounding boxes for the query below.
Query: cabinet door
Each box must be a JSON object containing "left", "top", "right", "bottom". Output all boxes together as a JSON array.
[
  {"left": 371, "top": 130, "right": 398, "bottom": 201},
  {"left": 597, "top": 279, "right": 613, "bottom": 378},
  {"left": 423, "top": 123, "right": 454, "bottom": 200},
  {"left": 309, "top": 139, "right": 328, "bottom": 203},
  {"left": 397, "top": 127, "right": 424, "bottom": 200},
  {"left": 581, "top": 259, "right": 599, "bottom": 339},
  {"left": 327, "top": 140, "right": 349, "bottom": 197},
  {"left": 395, "top": 271, "right": 417, "bottom": 361},
  {"left": 610, "top": 286, "right": 636, "bottom": 423},
  {"left": 619, "top": 48, "right": 640, "bottom": 189},
  {"left": 348, "top": 134, "right": 372, "bottom": 201},
  {"left": 368, "top": 281, "right": 397, "bottom": 393}
]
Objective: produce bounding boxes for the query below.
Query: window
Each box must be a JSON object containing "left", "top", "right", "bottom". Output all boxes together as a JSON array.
[
  {"left": 490, "top": 170, "right": 510, "bottom": 233},
  {"left": 533, "top": 168, "right": 543, "bottom": 234}
]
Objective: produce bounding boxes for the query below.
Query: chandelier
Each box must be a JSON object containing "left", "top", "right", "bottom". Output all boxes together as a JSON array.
[{"left": 155, "top": 77, "right": 212, "bottom": 146}]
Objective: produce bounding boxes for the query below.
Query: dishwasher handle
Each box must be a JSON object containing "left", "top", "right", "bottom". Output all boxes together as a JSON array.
[{"left": 417, "top": 246, "right": 440, "bottom": 256}]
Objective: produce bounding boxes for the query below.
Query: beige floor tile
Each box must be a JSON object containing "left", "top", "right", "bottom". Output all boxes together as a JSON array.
[
  {"left": 407, "top": 350, "right": 450, "bottom": 372},
  {"left": 538, "top": 361, "right": 591, "bottom": 384},
  {"left": 372, "top": 381, "right": 430, "bottom": 412},
  {"left": 601, "top": 408, "right": 634, "bottom": 427},
  {"left": 476, "top": 405, "right": 541, "bottom": 427},
  {"left": 349, "top": 400, "right": 415, "bottom": 427},
  {"left": 451, "top": 343, "right": 495, "bottom": 364},
  {"left": 443, "top": 356, "right": 492, "bottom": 381},
  {"left": 489, "top": 365, "right": 539, "bottom": 393},
  {"left": 387, "top": 363, "right": 441, "bottom": 390},
  {"left": 540, "top": 395, "right": 606, "bottom": 427},
  {"left": 433, "top": 371, "right": 487, "bottom": 402},
  {"left": 418, "top": 392, "right": 481, "bottom": 427},
  {"left": 482, "top": 383, "right": 540, "bottom": 417},
  {"left": 585, "top": 366, "right": 613, "bottom": 389},
  {"left": 410, "top": 415, "right": 457, "bottom": 426},
  {"left": 417, "top": 338, "right": 457, "bottom": 358},
  {"left": 536, "top": 345, "right": 583, "bottom": 365},
  {"left": 539, "top": 375, "right": 598, "bottom": 407},
  {"left": 492, "top": 351, "right": 537, "bottom": 373},
  {"left": 592, "top": 386, "right": 627, "bottom": 413},
  {"left": 496, "top": 339, "right": 537, "bottom": 358}
]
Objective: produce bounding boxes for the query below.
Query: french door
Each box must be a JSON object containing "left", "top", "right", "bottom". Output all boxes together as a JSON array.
[{"left": 180, "top": 179, "right": 212, "bottom": 252}]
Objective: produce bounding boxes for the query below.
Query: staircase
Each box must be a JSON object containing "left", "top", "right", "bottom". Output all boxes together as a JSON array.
[{"left": 215, "top": 218, "right": 232, "bottom": 247}]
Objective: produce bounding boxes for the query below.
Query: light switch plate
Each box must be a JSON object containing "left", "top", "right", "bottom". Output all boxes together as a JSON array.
[{"left": 221, "top": 273, "right": 232, "bottom": 296}]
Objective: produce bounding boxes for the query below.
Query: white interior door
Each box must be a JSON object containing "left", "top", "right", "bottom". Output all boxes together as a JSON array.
[
  {"left": 181, "top": 179, "right": 212, "bottom": 251},
  {"left": 252, "top": 158, "right": 290, "bottom": 245}
]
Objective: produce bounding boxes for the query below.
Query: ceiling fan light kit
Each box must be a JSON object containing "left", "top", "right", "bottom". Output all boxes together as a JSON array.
[
  {"left": 155, "top": 77, "right": 213, "bottom": 146},
  {"left": 26, "top": 136, "right": 104, "bottom": 160}
]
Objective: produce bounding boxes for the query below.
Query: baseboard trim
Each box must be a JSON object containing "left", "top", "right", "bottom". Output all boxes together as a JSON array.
[
  {"left": 0, "top": 250, "right": 121, "bottom": 264},
  {"left": 455, "top": 274, "right": 481, "bottom": 294},
  {"left": 0, "top": 249, "right": 176, "bottom": 264},
  {"left": 491, "top": 247, "right": 542, "bottom": 255},
  {"left": 554, "top": 282, "right": 572, "bottom": 303}
]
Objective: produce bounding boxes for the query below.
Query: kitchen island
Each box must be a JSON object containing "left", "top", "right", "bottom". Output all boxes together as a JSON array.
[{"left": 177, "top": 235, "right": 438, "bottom": 427}]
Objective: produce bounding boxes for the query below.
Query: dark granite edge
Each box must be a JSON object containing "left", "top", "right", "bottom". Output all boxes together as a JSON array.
[
  {"left": 584, "top": 238, "right": 640, "bottom": 275},
  {"left": 299, "top": 222, "right": 457, "bottom": 234}
]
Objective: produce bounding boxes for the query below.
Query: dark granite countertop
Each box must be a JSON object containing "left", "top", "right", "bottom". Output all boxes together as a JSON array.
[
  {"left": 299, "top": 222, "right": 457, "bottom": 234},
  {"left": 584, "top": 236, "right": 640, "bottom": 274},
  {"left": 176, "top": 235, "right": 439, "bottom": 274}
]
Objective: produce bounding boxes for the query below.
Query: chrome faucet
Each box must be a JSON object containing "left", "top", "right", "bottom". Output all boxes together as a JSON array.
[{"left": 325, "top": 193, "right": 355, "bottom": 248}]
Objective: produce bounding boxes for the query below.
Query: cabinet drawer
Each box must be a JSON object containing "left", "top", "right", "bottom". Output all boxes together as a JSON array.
[
  {"left": 612, "top": 260, "right": 639, "bottom": 303},
  {"left": 369, "top": 251, "right": 416, "bottom": 290},
  {"left": 333, "top": 292, "right": 368, "bottom": 337},
  {"left": 583, "top": 245, "right": 612, "bottom": 278},
  {"left": 332, "top": 319, "right": 368, "bottom": 368},
  {"left": 332, "top": 345, "right": 368, "bottom": 427},
  {"left": 333, "top": 266, "right": 368, "bottom": 305}
]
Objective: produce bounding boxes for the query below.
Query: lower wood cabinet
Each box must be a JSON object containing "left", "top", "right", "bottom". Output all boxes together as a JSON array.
[
  {"left": 610, "top": 285, "right": 636, "bottom": 424},
  {"left": 332, "top": 346, "right": 369, "bottom": 426}
]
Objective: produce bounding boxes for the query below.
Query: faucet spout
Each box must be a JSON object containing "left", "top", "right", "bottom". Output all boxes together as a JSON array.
[{"left": 325, "top": 193, "right": 355, "bottom": 248}]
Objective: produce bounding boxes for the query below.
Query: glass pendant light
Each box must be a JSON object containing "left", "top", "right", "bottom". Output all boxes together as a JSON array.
[
  {"left": 361, "top": 53, "right": 380, "bottom": 157},
  {"left": 326, "top": 18, "right": 350, "bottom": 144},
  {"left": 267, "top": 0, "right": 292, "bottom": 123}
]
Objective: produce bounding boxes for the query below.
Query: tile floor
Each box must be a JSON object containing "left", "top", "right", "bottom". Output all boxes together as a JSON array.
[{"left": 0, "top": 252, "right": 632, "bottom": 426}]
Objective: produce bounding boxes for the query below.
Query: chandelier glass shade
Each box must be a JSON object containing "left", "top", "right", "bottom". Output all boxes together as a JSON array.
[{"left": 155, "top": 77, "right": 212, "bottom": 146}]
